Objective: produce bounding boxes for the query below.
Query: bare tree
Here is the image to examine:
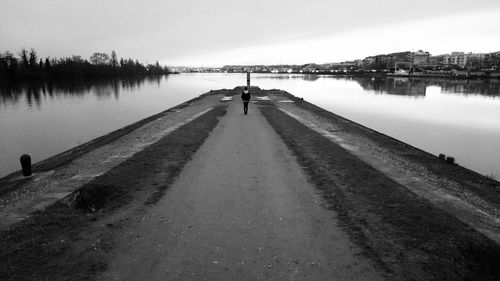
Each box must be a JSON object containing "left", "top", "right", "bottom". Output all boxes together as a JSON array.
[{"left": 89, "top": 52, "right": 110, "bottom": 65}]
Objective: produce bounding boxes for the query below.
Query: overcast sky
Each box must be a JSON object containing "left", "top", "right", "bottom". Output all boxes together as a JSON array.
[{"left": 1, "top": 0, "right": 500, "bottom": 66}]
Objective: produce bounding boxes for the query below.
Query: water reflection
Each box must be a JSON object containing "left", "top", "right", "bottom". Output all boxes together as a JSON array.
[
  {"left": 255, "top": 75, "right": 500, "bottom": 97},
  {"left": 428, "top": 79, "right": 500, "bottom": 97},
  {"left": 1, "top": 73, "right": 500, "bottom": 179},
  {"left": 351, "top": 77, "right": 500, "bottom": 97},
  {"left": 0, "top": 74, "right": 182, "bottom": 178},
  {"left": 255, "top": 74, "right": 321, "bottom": 81},
  {"left": 353, "top": 77, "right": 427, "bottom": 97},
  {"left": 0, "top": 76, "right": 164, "bottom": 110}
]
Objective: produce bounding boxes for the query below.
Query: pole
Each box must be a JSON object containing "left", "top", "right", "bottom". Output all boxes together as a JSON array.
[
  {"left": 20, "top": 154, "right": 32, "bottom": 176},
  {"left": 247, "top": 72, "right": 250, "bottom": 88}
]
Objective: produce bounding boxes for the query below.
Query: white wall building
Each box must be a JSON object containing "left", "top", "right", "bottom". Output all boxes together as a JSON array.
[{"left": 443, "top": 52, "right": 468, "bottom": 67}]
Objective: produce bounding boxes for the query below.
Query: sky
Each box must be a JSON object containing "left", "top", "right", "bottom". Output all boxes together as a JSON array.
[{"left": 1, "top": 0, "right": 500, "bottom": 67}]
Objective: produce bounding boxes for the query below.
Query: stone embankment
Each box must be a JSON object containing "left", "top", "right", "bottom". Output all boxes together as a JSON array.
[{"left": 1, "top": 87, "right": 500, "bottom": 280}]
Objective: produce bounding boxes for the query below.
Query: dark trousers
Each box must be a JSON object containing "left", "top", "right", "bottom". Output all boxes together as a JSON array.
[{"left": 243, "top": 101, "right": 249, "bottom": 114}]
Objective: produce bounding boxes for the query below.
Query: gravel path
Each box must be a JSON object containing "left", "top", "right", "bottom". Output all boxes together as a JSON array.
[{"left": 98, "top": 96, "right": 381, "bottom": 280}]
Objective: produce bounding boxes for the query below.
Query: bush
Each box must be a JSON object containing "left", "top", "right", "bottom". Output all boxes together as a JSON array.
[{"left": 446, "top": 156, "right": 455, "bottom": 164}]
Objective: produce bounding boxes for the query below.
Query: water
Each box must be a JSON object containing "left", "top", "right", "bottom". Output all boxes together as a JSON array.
[
  {"left": 254, "top": 75, "right": 500, "bottom": 178},
  {"left": 1, "top": 74, "right": 499, "bottom": 178},
  {"left": 0, "top": 75, "right": 224, "bottom": 178}
]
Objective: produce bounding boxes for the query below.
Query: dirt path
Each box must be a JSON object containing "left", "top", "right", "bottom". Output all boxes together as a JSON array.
[{"left": 98, "top": 96, "right": 382, "bottom": 280}]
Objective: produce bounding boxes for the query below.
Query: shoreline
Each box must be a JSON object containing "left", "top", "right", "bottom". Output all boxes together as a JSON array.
[
  {"left": 220, "top": 72, "right": 500, "bottom": 81},
  {"left": 2, "top": 87, "right": 498, "bottom": 205},
  {"left": 0, "top": 90, "right": 214, "bottom": 189},
  {"left": 2, "top": 87, "right": 498, "bottom": 204}
]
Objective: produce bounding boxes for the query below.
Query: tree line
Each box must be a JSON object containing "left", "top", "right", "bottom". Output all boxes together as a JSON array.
[{"left": 0, "top": 49, "right": 170, "bottom": 79}]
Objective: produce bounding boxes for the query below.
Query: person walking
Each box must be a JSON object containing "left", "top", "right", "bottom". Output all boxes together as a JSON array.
[{"left": 241, "top": 86, "right": 251, "bottom": 115}]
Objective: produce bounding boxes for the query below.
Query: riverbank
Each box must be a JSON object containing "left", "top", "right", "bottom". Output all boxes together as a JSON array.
[
  {"left": 0, "top": 90, "right": 212, "bottom": 196},
  {"left": 322, "top": 71, "right": 500, "bottom": 80},
  {"left": 222, "top": 71, "right": 500, "bottom": 80},
  {"left": 1, "top": 87, "right": 500, "bottom": 280},
  {"left": 3, "top": 73, "right": 499, "bottom": 180},
  {"left": 0, "top": 89, "right": 231, "bottom": 228}
]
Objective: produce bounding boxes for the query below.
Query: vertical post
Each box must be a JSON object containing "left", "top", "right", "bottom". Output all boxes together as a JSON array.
[
  {"left": 247, "top": 72, "right": 250, "bottom": 88},
  {"left": 20, "top": 154, "right": 32, "bottom": 177}
]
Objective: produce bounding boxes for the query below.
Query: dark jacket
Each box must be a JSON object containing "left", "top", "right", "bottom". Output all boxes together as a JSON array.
[{"left": 241, "top": 90, "right": 251, "bottom": 101}]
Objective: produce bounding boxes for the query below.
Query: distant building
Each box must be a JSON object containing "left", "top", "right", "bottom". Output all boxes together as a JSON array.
[
  {"left": 362, "top": 57, "right": 375, "bottom": 69},
  {"left": 375, "top": 55, "right": 392, "bottom": 69},
  {"left": 443, "top": 52, "right": 468, "bottom": 67},
  {"left": 302, "top": 63, "right": 321, "bottom": 73},
  {"left": 468, "top": 52, "right": 486, "bottom": 60},
  {"left": 428, "top": 55, "right": 446, "bottom": 65},
  {"left": 366, "top": 51, "right": 418, "bottom": 69},
  {"left": 484, "top": 52, "right": 500, "bottom": 69},
  {"left": 178, "top": 49, "right": 499, "bottom": 74},
  {"left": 412, "top": 50, "right": 430, "bottom": 64},
  {"left": 390, "top": 51, "right": 412, "bottom": 63}
]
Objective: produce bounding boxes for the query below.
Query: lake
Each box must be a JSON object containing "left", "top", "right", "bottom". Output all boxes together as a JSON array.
[{"left": 1, "top": 73, "right": 499, "bottom": 178}]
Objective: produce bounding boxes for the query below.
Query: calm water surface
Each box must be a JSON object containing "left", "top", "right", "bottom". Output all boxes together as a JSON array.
[{"left": 1, "top": 73, "right": 499, "bottom": 178}]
